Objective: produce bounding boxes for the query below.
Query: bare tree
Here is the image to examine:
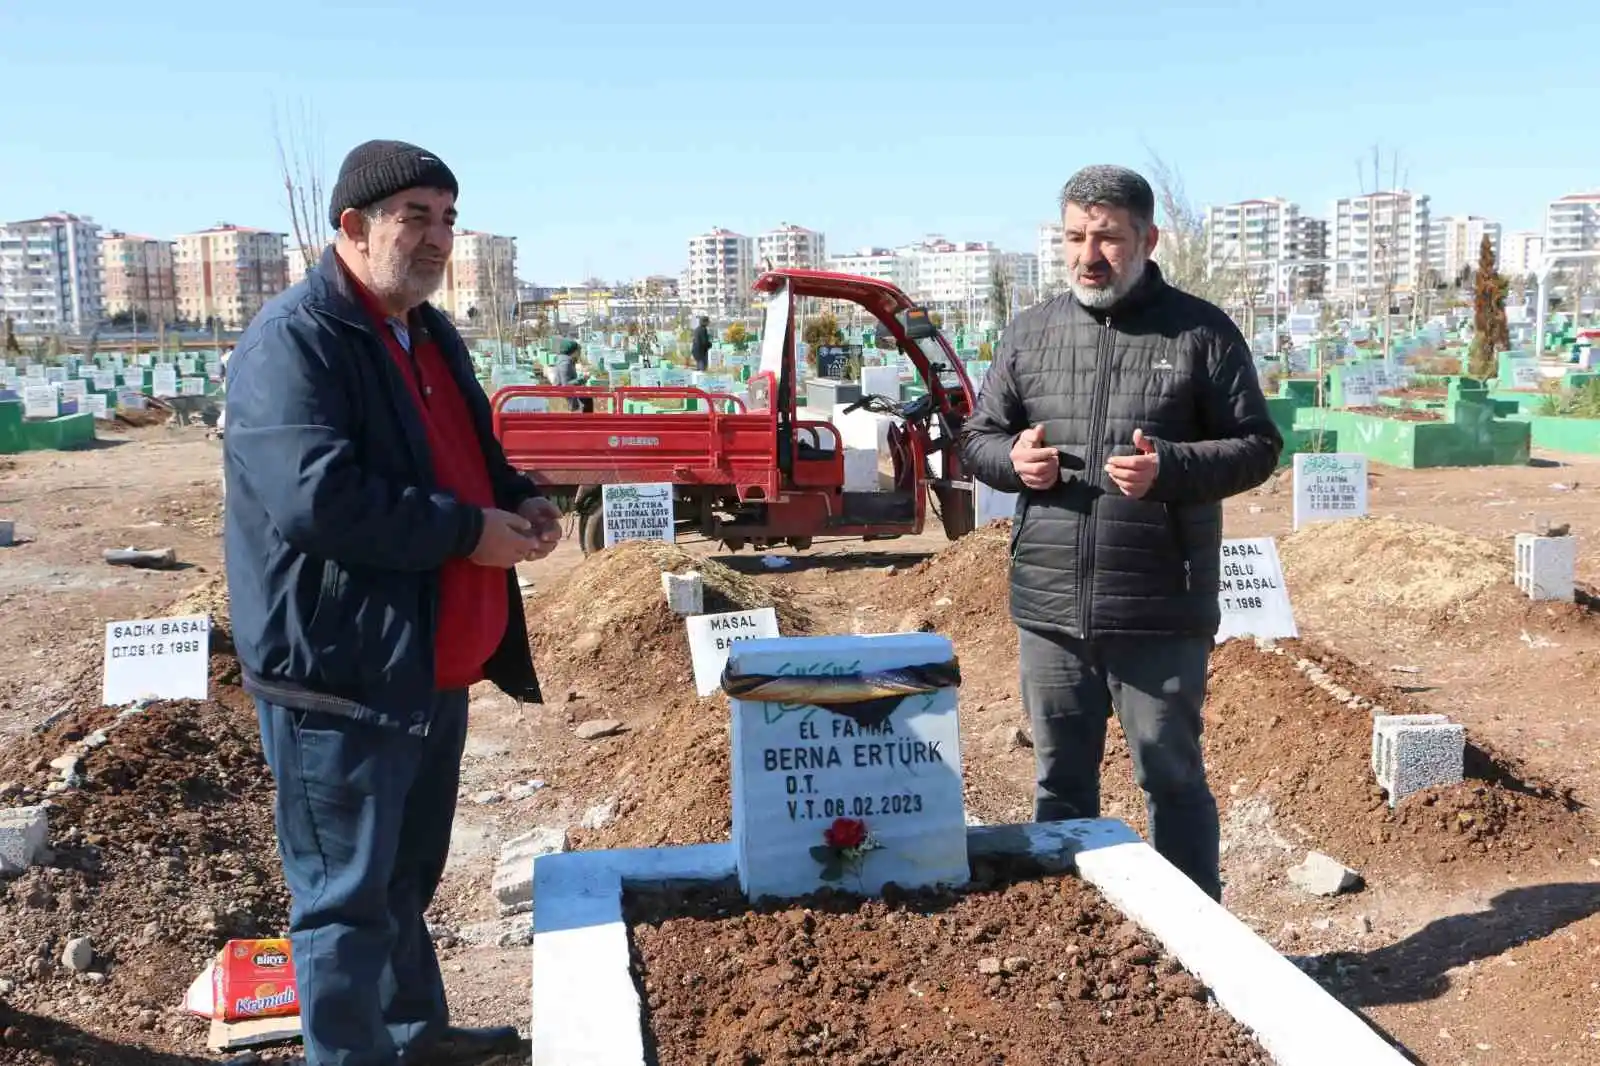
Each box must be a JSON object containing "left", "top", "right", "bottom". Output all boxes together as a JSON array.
[
  {"left": 273, "top": 101, "right": 328, "bottom": 278},
  {"left": 1144, "top": 153, "right": 1233, "bottom": 308}
]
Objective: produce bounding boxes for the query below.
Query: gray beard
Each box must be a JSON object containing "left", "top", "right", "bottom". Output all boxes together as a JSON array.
[
  {"left": 1069, "top": 257, "right": 1147, "bottom": 310},
  {"left": 370, "top": 248, "right": 445, "bottom": 311}
]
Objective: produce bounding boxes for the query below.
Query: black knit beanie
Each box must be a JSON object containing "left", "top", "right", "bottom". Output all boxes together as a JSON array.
[{"left": 327, "top": 140, "right": 459, "bottom": 229}]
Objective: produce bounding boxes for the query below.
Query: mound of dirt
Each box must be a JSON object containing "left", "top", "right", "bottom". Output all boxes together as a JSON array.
[
  {"left": 572, "top": 695, "right": 734, "bottom": 852},
  {"left": 1278, "top": 517, "right": 1511, "bottom": 632},
  {"left": 1203, "top": 639, "right": 1591, "bottom": 875},
  {"left": 629, "top": 867, "right": 1266, "bottom": 1065},
  {"left": 0, "top": 678, "right": 286, "bottom": 1059},
  {"left": 168, "top": 575, "right": 232, "bottom": 652},
  {"left": 530, "top": 542, "right": 809, "bottom": 696},
  {"left": 876, "top": 522, "right": 1014, "bottom": 652}
]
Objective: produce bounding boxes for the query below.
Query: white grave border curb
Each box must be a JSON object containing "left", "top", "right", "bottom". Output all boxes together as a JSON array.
[{"left": 530, "top": 818, "right": 1407, "bottom": 1066}]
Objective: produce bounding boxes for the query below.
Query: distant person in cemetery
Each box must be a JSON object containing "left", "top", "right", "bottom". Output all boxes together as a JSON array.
[
  {"left": 959, "top": 164, "right": 1282, "bottom": 902},
  {"left": 692, "top": 314, "right": 713, "bottom": 372},
  {"left": 554, "top": 337, "right": 586, "bottom": 410},
  {"left": 223, "top": 139, "right": 563, "bottom": 1066}
]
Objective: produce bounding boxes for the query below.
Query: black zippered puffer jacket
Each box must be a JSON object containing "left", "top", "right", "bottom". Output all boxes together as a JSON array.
[{"left": 959, "top": 263, "right": 1282, "bottom": 639}]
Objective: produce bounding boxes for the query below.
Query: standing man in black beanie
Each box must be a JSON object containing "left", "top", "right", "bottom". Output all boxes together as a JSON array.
[{"left": 224, "top": 139, "right": 562, "bottom": 1065}]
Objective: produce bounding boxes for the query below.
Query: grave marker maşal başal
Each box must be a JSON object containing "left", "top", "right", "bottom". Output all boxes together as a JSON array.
[
  {"left": 685, "top": 607, "right": 781, "bottom": 697},
  {"left": 725, "top": 633, "right": 969, "bottom": 900}
]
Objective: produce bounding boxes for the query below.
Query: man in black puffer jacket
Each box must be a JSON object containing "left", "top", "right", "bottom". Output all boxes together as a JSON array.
[{"left": 960, "top": 165, "right": 1282, "bottom": 901}]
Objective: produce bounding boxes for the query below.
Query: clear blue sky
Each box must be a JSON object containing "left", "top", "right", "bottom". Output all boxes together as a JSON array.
[{"left": 2, "top": 1, "right": 1596, "bottom": 284}]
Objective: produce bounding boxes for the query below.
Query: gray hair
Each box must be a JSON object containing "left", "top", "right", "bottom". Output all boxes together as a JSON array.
[{"left": 1058, "top": 165, "right": 1156, "bottom": 234}]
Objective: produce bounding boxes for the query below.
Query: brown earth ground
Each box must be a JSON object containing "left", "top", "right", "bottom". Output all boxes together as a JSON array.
[{"left": 3, "top": 431, "right": 1600, "bottom": 1063}]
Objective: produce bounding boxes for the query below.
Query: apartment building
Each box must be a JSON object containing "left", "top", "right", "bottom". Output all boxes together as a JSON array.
[
  {"left": 896, "top": 237, "right": 1003, "bottom": 320},
  {"left": 685, "top": 228, "right": 753, "bottom": 317},
  {"left": 1037, "top": 222, "right": 1066, "bottom": 296},
  {"left": 0, "top": 212, "right": 104, "bottom": 334},
  {"left": 438, "top": 230, "right": 517, "bottom": 325},
  {"left": 1545, "top": 192, "right": 1600, "bottom": 257},
  {"left": 755, "top": 223, "right": 826, "bottom": 272},
  {"left": 1427, "top": 216, "right": 1501, "bottom": 284},
  {"left": 101, "top": 232, "right": 177, "bottom": 325},
  {"left": 825, "top": 247, "right": 913, "bottom": 290},
  {"left": 1503, "top": 230, "right": 1545, "bottom": 276},
  {"left": 174, "top": 224, "right": 288, "bottom": 329},
  {"left": 1330, "top": 190, "right": 1431, "bottom": 300},
  {"left": 1206, "top": 198, "right": 1301, "bottom": 275}
]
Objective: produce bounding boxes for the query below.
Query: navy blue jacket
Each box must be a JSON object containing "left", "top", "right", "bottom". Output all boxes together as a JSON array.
[{"left": 223, "top": 247, "right": 544, "bottom": 732}]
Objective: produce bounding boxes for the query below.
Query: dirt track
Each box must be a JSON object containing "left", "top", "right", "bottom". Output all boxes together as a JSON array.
[{"left": 2, "top": 429, "right": 1600, "bottom": 1063}]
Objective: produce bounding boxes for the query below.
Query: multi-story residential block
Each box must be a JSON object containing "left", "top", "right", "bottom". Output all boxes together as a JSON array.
[
  {"left": 439, "top": 230, "right": 517, "bottom": 325},
  {"left": 756, "top": 223, "right": 826, "bottom": 272},
  {"left": 174, "top": 224, "right": 288, "bottom": 329},
  {"left": 1428, "top": 216, "right": 1501, "bottom": 285},
  {"left": 1203, "top": 197, "right": 1330, "bottom": 299},
  {"left": 100, "top": 232, "right": 177, "bottom": 325},
  {"left": 1503, "top": 230, "right": 1545, "bottom": 276},
  {"left": 896, "top": 237, "right": 1002, "bottom": 320},
  {"left": 1330, "top": 190, "right": 1431, "bottom": 300},
  {"left": 1037, "top": 222, "right": 1066, "bottom": 296},
  {"left": 1544, "top": 192, "right": 1600, "bottom": 258},
  {"left": 685, "top": 228, "right": 753, "bottom": 317},
  {"left": 825, "top": 247, "right": 913, "bottom": 290},
  {"left": 0, "top": 212, "right": 104, "bottom": 334}
]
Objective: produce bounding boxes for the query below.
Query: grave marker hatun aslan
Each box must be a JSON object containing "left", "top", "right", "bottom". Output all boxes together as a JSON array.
[
  {"left": 601, "top": 483, "right": 674, "bottom": 547},
  {"left": 724, "top": 633, "right": 968, "bottom": 900}
]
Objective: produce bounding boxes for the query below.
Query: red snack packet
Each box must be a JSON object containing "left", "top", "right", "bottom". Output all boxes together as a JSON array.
[{"left": 213, "top": 938, "right": 299, "bottom": 1021}]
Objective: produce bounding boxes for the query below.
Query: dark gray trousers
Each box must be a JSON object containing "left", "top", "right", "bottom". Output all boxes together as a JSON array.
[{"left": 1017, "top": 626, "right": 1222, "bottom": 901}]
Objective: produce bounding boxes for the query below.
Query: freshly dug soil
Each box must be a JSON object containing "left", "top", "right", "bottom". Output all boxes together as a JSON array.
[
  {"left": 530, "top": 541, "right": 809, "bottom": 697},
  {"left": 1344, "top": 406, "right": 1442, "bottom": 421},
  {"left": 1203, "top": 640, "right": 1591, "bottom": 874},
  {"left": 570, "top": 693, "right": 735, "bottom": 851},
  {"left": 876, "top": 522, "right": 1015, "bottom": 653},
  {"left": 627, "top": 867, "right": 1266, "bottom": 1065},
  {"left": 0, "top": 667, "right": 287, "bottom": 1060}
]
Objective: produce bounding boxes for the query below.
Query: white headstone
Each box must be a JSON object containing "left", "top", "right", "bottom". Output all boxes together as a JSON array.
[
  {"left": 1511, "top": 359, "right": 1539, "bottom": 388},
  {"left": 92, "top": 370, "right": 116, "bottom": 392},
  {"left": 120, "top": 369, "right": 142, "bottom": 388},
  {"left": 1341, "top": 371, "right": 1375, "bottom": 408},
  {"left": 102, "top": 615, "right": 211, "bottom": 706},
  {"left": 1215, "top": 537, "right": 1297, "bottom": 643},
  {"left": 24, "top": 364, "right": 46, "bottom": 383},
  {"left": 45, "top": 367, "right": 67, "bottom": 385},
  {"left": 180, "top": 377, "right": 206, "bottom": 397},
  {"left": 859, "top": 365, "right": 900, "bottom": 399},
  {"left": 152, "top": 366, "right": 178, "bottom": 398},
  {"left": 974, "top": 482, "right": 1017, "bottom": 525},
  {"left": 58, "top": 379, "right": 87, "bottom": 404},
  {"left": 1292, "top": 453, "right": 1369, "bottom": 530},
  {"left": 686, "top": 608, "right": 780, "bottom": 697},
  {"left": 22, "top": 385, "right": 58, "bottom": 420},
  {"left": 84, "top": 395, "right": 111, "bottom": 420},
  {"left": 727, "top": 633, "right": 968, "bottom": 900},
  {"left": 601, "top": 483, "right": 674, "bottom": 548}
]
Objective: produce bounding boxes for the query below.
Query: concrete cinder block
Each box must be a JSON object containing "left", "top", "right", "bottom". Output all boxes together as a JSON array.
[
  {"left": 1370, "top": 713, "right": 1447, "bottom": 779},
  {"left": 1373, "top": 716, "right": 1465, "bottom": 807},
  {"left": 492, "top": 827, "right": 569, "bottom": 911},
  {"left": 1515, "top": 533, "right": 1576, "bottom": 602},
  {"left": 0, "top": 805, "right": 48, "bottom": 875},
  {"left": 660, "top": 571, "right": 703, "bottom": 616}
]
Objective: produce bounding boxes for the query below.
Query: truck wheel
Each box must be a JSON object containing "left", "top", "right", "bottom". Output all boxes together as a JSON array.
[
  {"left": 785, "top": 536, "right": 813, "bottom": 551},
  {"left": 579, "top": 509, "right": 606, "bottom": 555}
]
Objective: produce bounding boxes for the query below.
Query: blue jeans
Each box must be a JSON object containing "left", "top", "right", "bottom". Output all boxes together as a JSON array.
[
  {"left": 1017, "top": 628, "right": 1222, "bottom": 901},
  {"left": 256, "top": 691, "right": 469, "bottom": 1066}
]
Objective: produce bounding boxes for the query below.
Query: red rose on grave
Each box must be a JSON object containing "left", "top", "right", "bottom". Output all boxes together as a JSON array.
[{"left": 824, "top": 817, "right": 868, "bottom": 850}]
